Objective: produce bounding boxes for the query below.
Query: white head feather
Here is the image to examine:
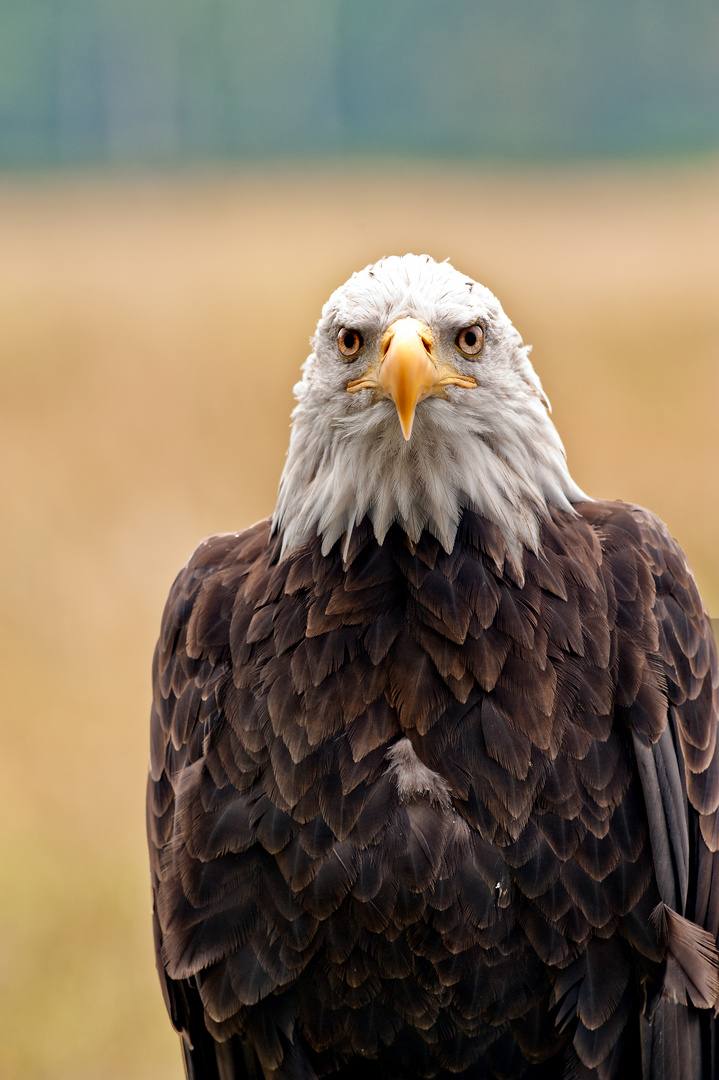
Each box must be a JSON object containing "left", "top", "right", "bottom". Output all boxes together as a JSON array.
[{"left": 273, "top": 254, "right": 586, "bottom": 569}]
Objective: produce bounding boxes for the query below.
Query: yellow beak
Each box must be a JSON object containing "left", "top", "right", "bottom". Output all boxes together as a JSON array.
[
  {"left": 346, "top": 316, "right": 477, "bottom": 440},
  {"left": 378, "top": 318, "right": 438, "bottom": 440}
]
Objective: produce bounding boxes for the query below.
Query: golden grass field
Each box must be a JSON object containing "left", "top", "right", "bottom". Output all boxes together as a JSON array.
[{"left": 0, "top": 161, "right": 717, "bottom": 1079}]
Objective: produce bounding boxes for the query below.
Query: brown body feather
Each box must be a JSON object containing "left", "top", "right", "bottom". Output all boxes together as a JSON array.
[{"left": 148, "top": 502, "right": 719, "bottom": 1080}]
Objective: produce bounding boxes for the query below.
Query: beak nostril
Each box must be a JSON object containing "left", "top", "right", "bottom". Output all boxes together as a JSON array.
[{"left": 381, "top": 329, "right": 394, "bottom": 357}]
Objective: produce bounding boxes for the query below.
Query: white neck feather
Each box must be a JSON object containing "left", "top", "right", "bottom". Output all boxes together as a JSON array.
[{"left": 273, "top": 385, "right": 585, "bottom": 571}]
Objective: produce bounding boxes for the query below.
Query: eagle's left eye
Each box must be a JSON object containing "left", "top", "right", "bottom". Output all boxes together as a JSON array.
[
  {"left": 338, "top": 328, "right": 364, "bottom": 358},
  {"left": 456, "top": 324, "right": 485, "bottom": 357}
]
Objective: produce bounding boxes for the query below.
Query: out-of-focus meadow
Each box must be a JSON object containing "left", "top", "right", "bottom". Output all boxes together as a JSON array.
[{"left": 0, "top": 162, "right": 717, "bottom": 1079}]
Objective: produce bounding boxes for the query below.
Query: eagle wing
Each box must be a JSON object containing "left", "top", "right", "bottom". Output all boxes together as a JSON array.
[
  {"left": 578, "top": 502, "right": 719, "bottom": 1078},
  {"left": 147, "top": 525, "right": 274, "bottom": 1079},
  {"left": 578, "top": 503, "right": 719, "bottom": 930}
]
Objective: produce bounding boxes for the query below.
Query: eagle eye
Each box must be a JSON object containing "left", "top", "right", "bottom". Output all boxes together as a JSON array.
[
  {"left": 337, "top": 328, "right": 364, "bottom": 359},
  {"left": 456, "top": 324, "right": 485, "bottom": 357}
]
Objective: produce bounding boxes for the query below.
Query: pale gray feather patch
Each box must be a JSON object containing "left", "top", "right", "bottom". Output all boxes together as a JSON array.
[{"left": 385, "top": 738, "right": 452, "bottom": 809}]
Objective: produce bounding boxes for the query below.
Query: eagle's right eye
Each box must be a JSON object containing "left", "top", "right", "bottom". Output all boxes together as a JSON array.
[
  {"left": 456, "top": 324, "right": 485, "bottom": 357},
  {"left": 338, "top": 328, "right": 364, "bottom": 358}
]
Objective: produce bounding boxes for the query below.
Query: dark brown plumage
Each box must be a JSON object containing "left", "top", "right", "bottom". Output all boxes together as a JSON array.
[{"left": 148, "top": 502, "right": 719, "bottom": 1080}]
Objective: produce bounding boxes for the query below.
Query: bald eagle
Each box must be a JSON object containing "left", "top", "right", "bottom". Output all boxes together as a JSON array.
[{"left": 148, "top": 255, "right": 719, "bottom": 1080}]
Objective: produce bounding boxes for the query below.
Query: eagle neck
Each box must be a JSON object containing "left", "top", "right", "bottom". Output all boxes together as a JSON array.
[{"left": 272, "top": 395, "right": 586, "bottom": 575}]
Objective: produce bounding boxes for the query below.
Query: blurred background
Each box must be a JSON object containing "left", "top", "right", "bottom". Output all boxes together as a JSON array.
[{"left": 1, "top": 2, "right": 718, "bottom": 1078}]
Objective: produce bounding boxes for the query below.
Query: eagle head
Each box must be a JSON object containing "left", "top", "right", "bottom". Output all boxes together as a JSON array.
[{"left": 273, "top": 254, "right": 585, "bottom": 567}]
